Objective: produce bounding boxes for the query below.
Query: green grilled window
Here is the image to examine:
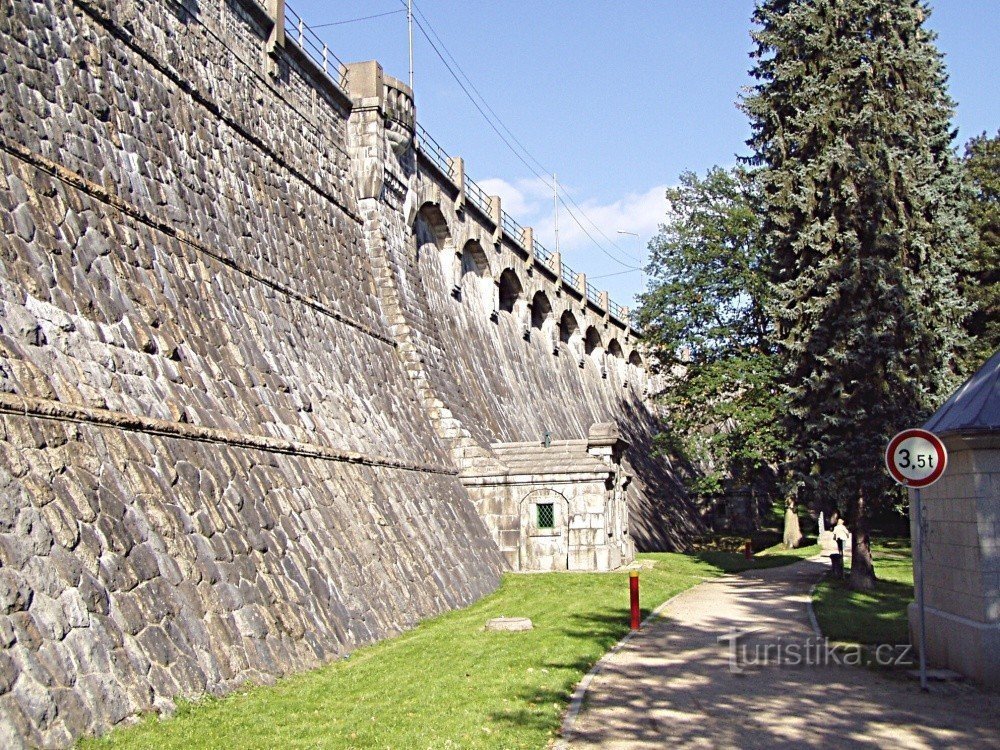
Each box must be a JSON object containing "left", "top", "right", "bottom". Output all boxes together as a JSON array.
[{"left": 537, "top": 502, "right": 554, "bottom": 529}]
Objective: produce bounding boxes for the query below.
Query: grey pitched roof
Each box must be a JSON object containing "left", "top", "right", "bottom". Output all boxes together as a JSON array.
[{"left": 924, "top": 350, "right": 1000, "bottom": 436}]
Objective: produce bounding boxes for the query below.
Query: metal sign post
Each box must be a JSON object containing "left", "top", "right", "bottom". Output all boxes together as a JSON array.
[
  {"left": 912, "top": 486, "right": 927, "bottom": 690},
  {"left": 885, "top": 428, "right": 948, "bottom": 692}
]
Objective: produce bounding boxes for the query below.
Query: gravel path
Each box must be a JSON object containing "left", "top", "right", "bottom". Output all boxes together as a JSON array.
[{"left": 560, "top": 555, "right": 999, "bottom": 750}]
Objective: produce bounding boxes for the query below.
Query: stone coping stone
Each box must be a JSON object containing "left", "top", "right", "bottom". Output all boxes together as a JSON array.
[{"left": 485, "top": 617, "right": 534, "bottom": 632}]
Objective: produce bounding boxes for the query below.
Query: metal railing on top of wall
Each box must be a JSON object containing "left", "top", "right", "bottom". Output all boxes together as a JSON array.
[
  {"left": 283, "top": 3, "right": 349, "bottom": 92},
  {"left": 270, "top": 6, "right": 640, "bottom": 331},
  {"left": 586, "top": 282, "right": 601, "bottom": 306},
  {"left": 411, "top": 121, "right": 638, "bottom": 331},
  {"left": 415, "top": 122, "right": 454, "bottom": 180}
]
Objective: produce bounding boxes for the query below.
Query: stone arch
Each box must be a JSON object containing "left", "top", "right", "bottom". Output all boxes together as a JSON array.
[
  {"left": 498, "top": 268, "right": 523, "bottom": 313},
  {"left": 530, "top": 291, "right": 553, "bottom": 330},
  {"left": 413, "top": 202, "right": 450, "bottom": 251},
  {"left": 459, "top": 240, "right": 494, "bottom": 314},
  {"left": 628, "top": 350, "right": 643, "bottom": 368},
  {"left": 607, "top": 339, "right": 624, "bottom": 358},
  {"left": 414, "top": 202, "right": 456, "bottom": 285},
  {"left": 558, "top": 310, "right": 581, "bottom": 346},
  {"left": 584, "top": 326, "right": 603, "bottom": 356},
  {"left": 460, "top": 239, "right": 491, "bottom": 280}
]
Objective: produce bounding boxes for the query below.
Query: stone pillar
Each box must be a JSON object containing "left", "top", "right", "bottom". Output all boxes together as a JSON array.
[
  {"left": 451, "top": 249, "right": 462, "bottom": 297},
  {"left": 449, "top": 156, "right": 465, "bottom": 213},
  {"left": 577, "top": 271, "right": 586, "bottom": 296},
  {"left": 266, "top": 0, "right": 286, "bottom": 52},
  {"left": 553, "top": 252, "right": 562, "bottom": 281},
  {"left": 489, "top": 195, "right": 502, "bottom": 246},
  {"left": 344, "top": 61, "right": 387, "bottom": 201},
  {"left": 598, "top": 290, "right": 609, "bottom": 316},
  {"left": 490, "top": 279, "right": 500, "bottom": 322},
  {"left": 523, "top": 227, "right": 535, "bottom": 270}
]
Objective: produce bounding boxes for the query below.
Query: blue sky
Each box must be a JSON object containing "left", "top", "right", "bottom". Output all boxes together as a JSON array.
[{"left": 291, "top": 1, "right": 998, "bottom": 308}]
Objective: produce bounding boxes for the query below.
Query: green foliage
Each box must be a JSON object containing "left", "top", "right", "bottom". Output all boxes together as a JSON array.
[
  {"left": 640, "top": 167, "right": 788, "bottom": 509},
  {"left": 653, "top": 353, "right": 788, "bottom": 504},
  {"left": 962, "top": 131, "right": 1000, "bottom": 369},
  {"left": 743, "top": 1, "right": 970, "bottom": 520},
  {"left": 639, "top": 166, "right": 767, "bottom": 362}
]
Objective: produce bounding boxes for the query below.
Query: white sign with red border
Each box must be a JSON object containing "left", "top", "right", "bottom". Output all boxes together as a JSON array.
[{"left": 885, "top": 428, "right": 948, "bottom": 488}]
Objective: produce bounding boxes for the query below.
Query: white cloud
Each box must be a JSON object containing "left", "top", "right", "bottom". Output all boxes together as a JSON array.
[
  {"left": 474, "top": 176, "right": 552, "bottom": 218},
  {"left": 474, "top": 178, "right": 669, "bottom": 264},
  {"left": 549, "top": 185, "right": 668, "bottom": 262},
  {"left": 466, "top": 178, "right": 671, "bottom": 307}
]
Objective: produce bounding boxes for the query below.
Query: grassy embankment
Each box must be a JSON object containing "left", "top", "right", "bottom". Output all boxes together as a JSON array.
[
  {"left": 80, "top": 542, "right": 817, "bottom": 750},
  {"left": 812, "top": 538, "right": 914, "bottom": 645}
]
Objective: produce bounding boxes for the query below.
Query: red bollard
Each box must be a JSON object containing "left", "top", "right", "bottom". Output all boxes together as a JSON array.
[
  {"left": 744, "top": 540, "right": 753, "bottom": 559},
  {"left": 629, "top": 571, "right": 641, "bottom": 630}
]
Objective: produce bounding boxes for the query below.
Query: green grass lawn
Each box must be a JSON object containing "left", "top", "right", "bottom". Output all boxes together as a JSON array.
[
  {"left": 80, "top": 546, "right": 816, "bottom": 750},
  {"left": 695, "top": 538, "right": 821, "bottom": 573},
  {"left": 812, "top": 538, "right": 914, "bottom": 645}
]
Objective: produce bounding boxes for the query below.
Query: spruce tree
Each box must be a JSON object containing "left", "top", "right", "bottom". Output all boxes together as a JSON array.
[
  {"left": 962, "top": 131, "right": 1000, "bottom": 369},
  {"left": 743, "top": 0, "right": 969, "bottom": 589}
]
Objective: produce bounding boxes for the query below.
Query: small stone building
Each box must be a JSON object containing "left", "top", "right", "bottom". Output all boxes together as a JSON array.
[
  {"left": 910, "top": 350, "right": 999, "bottom": 689},
  {"left": 461, "top": 423, "right": 635, "bottom": 571}
]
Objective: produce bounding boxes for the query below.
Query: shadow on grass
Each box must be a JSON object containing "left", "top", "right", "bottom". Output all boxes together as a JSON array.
[
  {"left": 813, "top": 573, "right": 914, "bottom": 644},
  {"left": 693, "top": 540, "right": 817, "bottom": 574}
]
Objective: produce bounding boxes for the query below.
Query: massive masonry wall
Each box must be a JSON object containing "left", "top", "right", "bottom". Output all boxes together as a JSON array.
[
  {"left": 0, "top": 0, "right": 504, "bottom": 746},
  {"left": 350, "top": 72, "right": 701, "bottom": 551},
  {"left": 0, "top": 0, "right": 701, "bottom": 745}
]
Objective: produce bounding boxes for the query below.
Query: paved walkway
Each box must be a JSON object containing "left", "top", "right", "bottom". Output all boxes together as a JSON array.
[{"left": 561, "top": 556, "right": 999, "bottom": 750}]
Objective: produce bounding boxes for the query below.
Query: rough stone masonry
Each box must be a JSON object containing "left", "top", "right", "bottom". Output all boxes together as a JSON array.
[{"left": 0, "top": 0, "right": 703, "bottom": 745}]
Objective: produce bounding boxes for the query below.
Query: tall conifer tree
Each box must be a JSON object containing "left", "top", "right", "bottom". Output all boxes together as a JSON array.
[
  {"left": 962, "top": 132, "right": 1000, "bottom": 368},
  {"left": 743, "top": 0, "right": 968, "bottom": 589}
]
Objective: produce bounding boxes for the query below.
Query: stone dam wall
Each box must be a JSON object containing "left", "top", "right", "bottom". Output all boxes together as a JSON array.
[{"left": 0, "top": 0, "right": 702, "bottom": 745}]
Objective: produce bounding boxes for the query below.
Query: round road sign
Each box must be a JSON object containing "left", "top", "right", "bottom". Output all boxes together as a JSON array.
[{"left": 885, "top": 429, "right": 947, "bottom": 488}]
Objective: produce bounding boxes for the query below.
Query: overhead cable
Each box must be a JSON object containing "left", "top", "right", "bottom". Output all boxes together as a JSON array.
[
  {"left": 311, "top": 9, "right": 406, "bottom": 29},
  {"left": 400, "top": 0, "right": 643, "bottom": 269}
]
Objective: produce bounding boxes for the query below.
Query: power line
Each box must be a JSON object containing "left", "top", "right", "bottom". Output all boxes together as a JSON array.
[
  {"left": 590, "top": 268, "right": 642, "bottom": 280},
  {"left": 311, "top": 9, "right": 405, "bottom": 29},
  {"left": 558, "top": 195, "right": 642, "bottom": 270},
  {"left": 407, "top": 2, "right": 551, "bottom": 180},
  {"left": 561, "top": 191, "right": 643, "bottom": 262},
  {"left": 401, "top": 0, "right": 643, "bottom": 270}
]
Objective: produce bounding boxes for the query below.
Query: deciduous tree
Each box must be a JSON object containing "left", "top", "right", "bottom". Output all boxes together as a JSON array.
[{"left": 639, "top": 167, "right": 786, "bottom": 518}]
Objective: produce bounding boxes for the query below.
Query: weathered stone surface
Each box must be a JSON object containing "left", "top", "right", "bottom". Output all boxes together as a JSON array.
[
  {"left": 0, "top": 0, "right": 701, "bottom": 746},
  {"left": 485, "top": 617, "right": 533, "bottom": 632}
]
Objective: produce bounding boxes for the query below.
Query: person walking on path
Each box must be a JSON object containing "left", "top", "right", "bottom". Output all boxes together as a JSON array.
[{"left": 832, "top": 518, "right": 850, "bottom": 555}]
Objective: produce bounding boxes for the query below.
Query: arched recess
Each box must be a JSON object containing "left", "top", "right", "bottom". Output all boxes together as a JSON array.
[
  {"left": 519, "top": 488, "right": 570, "bottom": 571},
  {"left": 413, "top": 203, "right": 455, "bottom": 285},
  {"left": 607, "top": 339, "right": 624, "bottom": 358},
  {"left": 628, "top": 351, "right": 643, "bottom": 368},
  {"left": 413, "top": 203, "right": 450, "bottom": 253},
  {"left": 584, "top": 326, "right": 604, "bottom": 356},
  {"left": 531, "top": 291, "right": 553, "bottom": 330},
  {"left": 559, "top": 310, "right": 581, "bottom": 346},
  {"left": 459, "top": 239, "right": 493, "bottom": 312},
  {"left": 498, "top": 268, "right": 523, "bottom": 313}
]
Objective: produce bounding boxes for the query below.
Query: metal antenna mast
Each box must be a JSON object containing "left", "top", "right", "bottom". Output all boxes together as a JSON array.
[
  {"left": 407, "top": 0, "right": 414, "bottom": 93},
  {"left": 553, "top": 174, "right": 560, "bottom": 254}
]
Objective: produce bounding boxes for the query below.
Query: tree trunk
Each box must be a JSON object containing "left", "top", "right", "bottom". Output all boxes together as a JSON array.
[
  {"left": 783, "top": 502, "right": 802, "bottom": 549},
  {"left": 848, "top": 487, "right": 877, "bottom": 591}
]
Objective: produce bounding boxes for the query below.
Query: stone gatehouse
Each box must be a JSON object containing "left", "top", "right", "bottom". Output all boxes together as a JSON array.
[{"left": 462, "top": 423, "right": 634, "bottom": 571}]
